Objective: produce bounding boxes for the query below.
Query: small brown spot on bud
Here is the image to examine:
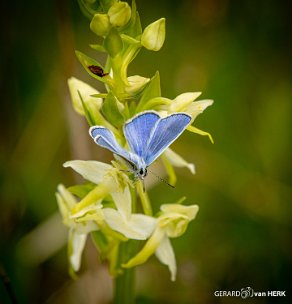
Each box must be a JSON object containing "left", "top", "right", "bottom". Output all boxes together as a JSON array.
[{"left": 88, "top": 65, "right": 109, "bottom": 77}]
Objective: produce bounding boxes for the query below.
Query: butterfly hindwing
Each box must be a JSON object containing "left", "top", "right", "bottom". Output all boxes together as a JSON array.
[
  {"left": 123, "top": 111, "right": 160, "bottom": 158},
  {"left": 144, "top": 113, "right": 191, "bottom": 165}
]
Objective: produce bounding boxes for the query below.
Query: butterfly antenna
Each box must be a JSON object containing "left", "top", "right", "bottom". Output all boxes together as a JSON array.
[{"left": 148, "top": 169, "right": 175, "bottom": 188}]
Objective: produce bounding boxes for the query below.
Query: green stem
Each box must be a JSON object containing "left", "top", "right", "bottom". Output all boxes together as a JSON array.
[
  {"left": 113, "top": 186, "right": 138, "bottom": 304},
  {"left": 137, "top": 181, "right": 152, "bottom": 215},
  {"left": 114, "top": 263, "right": 135, "bottom": 304}
]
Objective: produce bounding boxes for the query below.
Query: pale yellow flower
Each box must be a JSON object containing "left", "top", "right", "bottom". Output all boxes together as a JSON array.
[
  {"left": 56, "top": 184, "right": 99, "bottom": 272},
  {"left": 123, "top": 203, "right": 199, "bottom": 281},
  {"left": 64, "top": 160, "right": 156, "bottom": 240},
  {"left": 67, "top": 77, "right": 102, "bottom": 116}
]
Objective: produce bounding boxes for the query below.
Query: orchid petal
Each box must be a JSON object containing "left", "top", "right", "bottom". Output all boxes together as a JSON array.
[
  {"left": 155, "top": 235, "right": 176, "bottom": 281},
  {"left": 187, "top": 125, "right": 214, "bottom": 144},
  {"left": 160, "top": 204, "right": 199, "bottom": 219},
  {"left": 126, "top": 214, "right": 156, "bottom": 239},
  {"left": 169, "top": 92, "right": 202, "bottom": 112},
  {"left": 111, "top": 184, "right": 131, "bottom": 219},
  {"left": 186, "top": 99, "right": 213, "bottom": 120},
  {"left": 75, "top": 220, "right": 99, "bottom": 234},
  {"left": 69, "top": 229, "right": 87, "bottom": 272},
  {"left": 63, "top": 160, "right": 112, "bottom": 184},
  {"left": 164, "top": 148, "right": 195, "bottom": 174},
  {"left": 57, "top": 184, "right": 77, "bottom": 211},
  {"left": 71, "top": 201, "right": 103, "bottom": 219},
  {"left": 103, "top": 208, "right": 156, "bottom": 240},
  {"left": 159, "top": 204, "right": 199, "bottom": 238},
  {"left": 71, "top": 184, "right": 110, "bottom": 216},
  {"left": 122, "top": 228, "right": 165, "bottom": 268}
]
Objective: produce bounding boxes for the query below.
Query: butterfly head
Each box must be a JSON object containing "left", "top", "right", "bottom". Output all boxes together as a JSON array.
[
  {"left": 137, "top": 166, "right": 148, "bottom": 179},
  {"left": 129, "top": 154, "right": 148, "bottom": 179}
]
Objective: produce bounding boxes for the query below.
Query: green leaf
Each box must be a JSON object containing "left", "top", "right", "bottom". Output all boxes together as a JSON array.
[
  {"left": 136, "top": 71, "right": 161, "bottom": 113},
  {"left": 91, "top": 93, "right": 108, "bottom": 98},
  {"left": 90, "top": 44, "right": 106, "bottom": 52},
  {"left": 78, "top": 90, "right": 96, "bottom": 126},
  {"left": 138, "top": 96, "right": 170, "bottom": 112},
  {"left": 104, "top": 28, "right": 123, "bottom": 58},
  {"left": 75, "top": 51, "right": 110, "bottom": 84},
  {"left": 101, "top": 91, "right": 124, "bottom": 127},
  {"left": 68, "top": 182, "right": 96, "bottom": 199},
  {"left": 78, "top": 90, "right": 119, "bottom": 135},
  {"left": 120, "top": 34, "right": 140, "bottom": 45}
]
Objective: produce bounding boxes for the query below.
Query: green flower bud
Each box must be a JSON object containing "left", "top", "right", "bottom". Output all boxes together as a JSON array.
[
  {"left": 104, "top": 28, "right": 123, "bottom": 57},
  {"left": 108, "top": 1, "right": 131, "bottom": 27},
  {"left": 141, "top": 18, "right": 165, "bottom": 51},
  {"left": 90, "top": 13, "right": 111, "bottom": 37},
  {"left": 159, "top": 204, "right": 199, "bottom": 238},
  {"left": 125, "top": 75, "right": 150, "bottom": 96},
  {"left": 67, "top": 77, "right": 102, "bottom": 116}
]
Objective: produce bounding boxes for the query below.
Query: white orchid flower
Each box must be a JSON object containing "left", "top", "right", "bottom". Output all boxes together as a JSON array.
[
  {"left": 64, "top": 160, "right": 156, "bottom": 240},
  {"left": 103, "top": 183, "right": 156, "bottom": 240},
  {"left": 123, "top": 203, "right": 199, "bottom": 281},
  {"left": 56, "top": 184, "right": 99, "bottom": 272},
  {"left": 67, "top": 77, "right": 102, "bottom": 116}
]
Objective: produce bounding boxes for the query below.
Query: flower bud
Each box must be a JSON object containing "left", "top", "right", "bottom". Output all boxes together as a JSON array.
[
  {"left": 159, "top": 204, "right": 199, "bottom": 238},
  {"left": 141, "top": 18, "right": 165, "bottom": 51},
  {"left": 67, "top": 77, "right": 102, "bottom": 116},
  {"left": 108, "top": 1, "right": 131, "bottom": 27},
  {"left": 90, "top": 13, "right": 111, "bottom": 37},
  {"left": 125, "top": 75, "right": 150, "bottom": 95}
]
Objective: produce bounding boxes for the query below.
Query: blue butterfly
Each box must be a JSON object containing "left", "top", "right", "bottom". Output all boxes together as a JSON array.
[{"left": 89, "top": 111, "right": 191, "bottom": 180}]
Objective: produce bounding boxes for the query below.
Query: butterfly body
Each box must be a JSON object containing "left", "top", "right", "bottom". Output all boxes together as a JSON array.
[
  {"left": 117, "top": 151, "right": 148, "bottom": 179},
  {"left": 89, "top": 111, "right": 191, "bottom": 180}
]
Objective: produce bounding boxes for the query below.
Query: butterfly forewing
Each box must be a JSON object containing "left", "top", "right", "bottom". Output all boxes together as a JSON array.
[
  {"left": 90, "top": 126, "right": 131, "bottom": 162},
  {"left": 123, "top": 111, "right": 160, "bottom": 158},
  {"left": 144, "top": 113, "right": 191, "bottom": 166}
]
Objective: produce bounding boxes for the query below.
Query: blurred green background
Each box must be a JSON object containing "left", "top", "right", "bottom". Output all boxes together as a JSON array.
[{"left": 1, "top": 0, "right": 291, "bottom": 303}]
